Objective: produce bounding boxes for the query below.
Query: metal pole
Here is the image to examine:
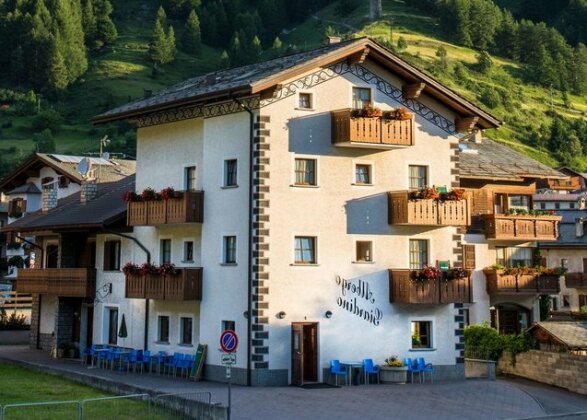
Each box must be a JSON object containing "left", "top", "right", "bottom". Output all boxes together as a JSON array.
[{"left": 228, "top": 375, "right": 232, "bottom": 420}]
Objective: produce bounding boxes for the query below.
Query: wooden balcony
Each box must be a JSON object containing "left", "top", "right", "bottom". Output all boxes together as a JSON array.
[
  {"left": 388, "top": 269, "right": 472, "bottom": 304},
  {"left": 565, "top": 273, "right": 587, "bottom": 289},
  {"left": 388, "top": 191, "right": 470, "bottom": 226},
  {"left": 483, "top": 214, "right": 561, "bottom": 241},
  {"left": 331, "top": 109, "right": 414, "bottom": 148},
  {"left": 16, "top": 268, "right": 96, "bottom": 298},
  {"left": 483, "top": 269, "right": 560, "bottom": 295},
  {"left": 125, "top": 268, "right": 202, "bottom": 301},
  {"left": 127, "top": 191, "right": 204, "bottom": 226}
]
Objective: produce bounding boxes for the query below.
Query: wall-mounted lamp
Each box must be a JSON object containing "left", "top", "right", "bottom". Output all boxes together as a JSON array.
[
  {"left": 325, "top": 310, "right": 333, "bottom": 319},
  {"left": 243, "top": 311, "right": 249, "bottom": 319},
  {"left": 276, "top": 311, "right": 286, "bottom": 319}
]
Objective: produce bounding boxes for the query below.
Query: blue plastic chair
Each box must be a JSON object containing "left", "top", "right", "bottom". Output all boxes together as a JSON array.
[
  {"left": 410, "top": 358, "right": 424, "bottom": 383},
  {"left": 178, "top": 354, "right": 195, "bottom": 378},
  {"left": 141, "top": 351, "right": 151, "bottom": 374},
  {"left": 164, "top": 353, "right": 184, "bottom": 376},
  {"left": 126, "top": 350, "right": 141, "bottom": 373},
  {"left": 404, "top": 358, "right": 419, "bottom": 383},
  {"left": 417, "top": 357, "right": 434, "bottom": 383},
  {"left": 150, "top": 351, "right": 167, "bottom": 374},
  {"left": 330, "top": 360, "right": 348, "bottom": 386},
  {"left": 363, "top": 359, "right": 380, "bottom": 384}
]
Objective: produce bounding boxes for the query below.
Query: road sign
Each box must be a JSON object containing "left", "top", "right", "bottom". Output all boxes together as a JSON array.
[
  {"left": 220, "top": 330, "right": 238, "bottom": 353},
  {"left": 221, "top": 353, "right": 236, "bottom": 365}
]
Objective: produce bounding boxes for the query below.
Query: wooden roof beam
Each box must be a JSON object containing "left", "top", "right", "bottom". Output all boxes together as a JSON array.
[
  {"left": 402, "top": 83, "right": 426, "bottom": 99},
  {"left": 346, "top": 47, "right": 370, "bottom": 65},
  {"left": 259, "top": 84, "right": 282, "bottom": 100},
  {"left": 455, "top": 116, "right": 479, "bottom": 133}
]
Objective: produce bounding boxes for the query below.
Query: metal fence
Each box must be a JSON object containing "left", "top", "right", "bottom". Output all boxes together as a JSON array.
[{"left": 0, "top": 392, "right": 214, "bottom": 420}]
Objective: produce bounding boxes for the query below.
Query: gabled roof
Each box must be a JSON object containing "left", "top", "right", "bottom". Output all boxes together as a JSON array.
[
  {"left": 528, "top": 322, "right": 587, "bottom": 350},
  {"left": 459, "top": 138, "right": 566, "bottom": 181},
  {"left": 0, "top": 153, "right": 136, "bottom": 193},
  {"left": 93, "top": 37, "right": 502, "bottom": 129},
  {"left": 1, "top": 175, "right": 134, "bottom": 233},
  {"left": 6, "top": 182, "right": 41, "bottom": 195},
  {"left": 533, "top": 193, "right": 585, "bottom": 202}
]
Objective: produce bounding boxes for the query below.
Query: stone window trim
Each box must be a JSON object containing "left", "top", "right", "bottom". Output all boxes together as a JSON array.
[
  {"left": 354, "top": 240, "right": 374, "bottom": 263},
  {"left": 293, "top": 235, "right": 318, "bottom": 265},
  {"left": 297, "top": 92, "right": 314, "bottom": 111},
  {"left": 353, "top": 161, "right": 374, "bottom": 186},
  {"left": 293, "top": 155, "right": 319, "bottom": 187},
  {"left": 411, "top": 320, "right": 433, "bottom": 350}
]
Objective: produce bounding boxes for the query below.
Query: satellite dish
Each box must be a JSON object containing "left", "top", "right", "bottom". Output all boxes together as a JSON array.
[
  {"left": 78, "top": 157, "right": 92, "bottom": 177},
  {"left": 102, "top": 152, "right": 110, "bottom": 160}
]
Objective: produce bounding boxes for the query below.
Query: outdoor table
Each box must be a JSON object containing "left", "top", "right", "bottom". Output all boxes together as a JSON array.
[
  {"left": 116, "top": 350, "right": 132, "bottom": 371},
  {"left": 341, "top": 361, "right": 364, "bottom": 385},
  {"left": 93, "top": 348, "right": 109, "bottom": 367}
]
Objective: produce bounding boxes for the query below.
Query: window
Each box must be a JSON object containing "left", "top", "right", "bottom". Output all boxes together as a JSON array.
[
  {"left": 409, "top": 165, "right": 428, "bottom": 190},
  {"left": 570, "top": 202, "right": 576, "bottom": 209},
  {"left": 58, "top": 176, "right": 70, "bottom": 188},
  {"left": 555, "top": 202, "right": 561, "bottom": 210},
  {"left": 222, "top": 320, "right": 235, "bottom": 332},
  {"left": 355, "top": 164, "right": 372, "bottom": 185},
  {"left": 108, "top": 308, "right": 118, "bottom": 345},
  {"left": 160, "top": 239, "right": 171, "bottom": 264},
  {"left": 540, "top": 203, "right": 546, "bottom": 210},
  {"left": 184, "top": 241, "right": 194, "bottom": 262},
  {"left": 158, "top": 316, "right": 170, "bottom": 343},
  {"left": 508, "top": 195, "right": 530, "bottom": 212},
  {"left": 8, "top": 198, "right": 26, "bottom": 218},
  {"left": 41, "top": 177, "right": 54, "bottom": 186},
  {"left": 224, "top": 159, "right": 238, "bottom": 187},
  {"left": 356, "top": 241, "right": 373, "bottom": 262},
  {"left": 496, "top": 247, "right": 533, "bottom": 267},
  {"left": 180, "top": 317, "right": 193, "bottom": 345},
  {"left": 185, "top": 166, "right": 196, "bottom": 191},
  {"left": 223, "top": 236, "right": 237, "bottom": 264},
  {"left": 294, "top": 236, "right": 316, "bottom": 264},
  {"left": 298, "top": 93, "right": 312, "bottom": 109},
  {"left": 294, "top": 158, "right": 316, "bottom": 186},
  {"left": 411, "top": 321, "right": 432, "bottom": 349},
  {"left": 103, "top": 240, "right": 121, "bottom": 271},
  {"left": 409, "top": 240, "right": 428, "bottom": 270},
  {"left": 562, "top": 295, "right": 570, "bottom": 308},
  {"left": 352, "top": 87, "right": 371, "bottom": 109}
]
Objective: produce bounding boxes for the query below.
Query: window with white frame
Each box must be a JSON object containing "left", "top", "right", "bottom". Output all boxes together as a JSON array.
[
  {"left": 409, "top": 239, "right": 428, "bottom": 270},
  {"left": 184, "top": 241, "right": 194, "bottom": 262},
  {"left": 352, "top": 87, "right": 371, "bottom": 109},
  {"left": 496, "top": 247, "right": 533, "bottom": 267},
  {"left": 355, "top": 164, "right": 372, "bottom": 185},
  {"left": 160, "top": 239, "right": 171, "bottom": 264},
  {"left": 222, "top": 320, "right": 235, "bottom": 332},
  {"left": 298, "top": 93, "right": 313, "bottom": 109},
  {"left": 224, "top": 159, "right": 238, "bottom": 187},
  {"left": 508, "top": 195, "right": 531, "bottom": 212},
  {"left": 294, "top": 158, "right": 316, "bottom": 186},
  {"left": 223, "top": 236, "right": 237, "bottom": 264},
  {"left": 158, "top": 315, "right": 170, "bottom": 343},
  {"left": 180, "top": 317, "right": 193, "bottom": 345},
  {"left": 412, "top": 321, "right": 432, "bottom": 349},
  {"left": 409, "top": 165, "right": 428, "bottom": 190},
  {"left": 356, "top": 241, "right": 373, "bottom": 262},
  {"left": 185, "top": 166, "right": 196, "bottom": 191},
  {"left": 294, "top": 236, "right": 316, "bottom": 264}
]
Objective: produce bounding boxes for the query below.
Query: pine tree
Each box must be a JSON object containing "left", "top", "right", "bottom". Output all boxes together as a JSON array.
[
  {"left": 166, "top": 25, "right": 177, "bottom": 63},
  {"left": 475, "top": 50, "right": 493, "bottom": 74},
  {"left": 183, "top": 9, "right": 201, "bottom": 53},
  {"left": 396, "top": 36, "right": 407, "bottom": 52},
  {"left": 156, "top": 6, "right": 167, "bottom": 26},
  {"left": 250, "top": 35, "right": 262, "bottom": 60},
  {"left": 10, "top": 45, "right": 25, "bottom": 85},
  {"left": 46, "top": 40, "right": 69, "bottom": 92},
  {"left": 82, "top": 0, "right": 97, "bottom": 48},
  {"left": 150, "top": 20, "right": 170, "bottom": 64},
  {"left": 220, "top": 50, "right": 230, "bottom": 68},
  {"left": 272, "top": 36, "right": 282, "bottom": 51},
  {"left": 229, "top": 31, "right": 243, "bottom": 65},
  {"left": 94, "top": 0, "right": 118, "bottom": 49},
  {"left": 33, "top": 129, "right": 56, "bottom": 153}
]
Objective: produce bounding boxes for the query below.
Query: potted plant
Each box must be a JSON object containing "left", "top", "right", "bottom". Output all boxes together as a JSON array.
[
  {"left": 57, "top": 341, "right": 71, "bottom": 358},
  {"left": 380, "top": 356, "right": 408, "bottom": 384}
]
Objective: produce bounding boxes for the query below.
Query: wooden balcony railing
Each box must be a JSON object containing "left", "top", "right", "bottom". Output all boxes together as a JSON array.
[
  {"left": 125, "top": 268, "right": 203, "bottom": 301},
  {"left": 127, "top": 191, "right": 204, "bottom": 226},
  {"left": 331, "top": 109, "right": 414, "bottom": 148},
  {"left": 483, "top": 214, "right": 561, "bottom": 241},
  {"left": 483, "top": 269, "right": 560, "bottom": 295},
  {"left": 565, "top": 273, "right": 587, "bottom": 289},
  {"left": 388, "top": 191, "right": 470, "bottom": 226},
  {"left": 16, "top": 268, "right": 96, "bottom": 298},
  {"left": 388, "top": 269, "right": 472, "bottom": 304}
]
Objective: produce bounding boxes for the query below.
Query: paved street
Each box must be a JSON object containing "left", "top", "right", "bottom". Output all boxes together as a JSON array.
[{"left": 1, "top": 346, "right": 586, "bottom": 420}]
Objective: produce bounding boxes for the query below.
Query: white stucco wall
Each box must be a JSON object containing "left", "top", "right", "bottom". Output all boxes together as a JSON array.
[{"left": 40, "top": 295, "right": 56, "bottom": 334}]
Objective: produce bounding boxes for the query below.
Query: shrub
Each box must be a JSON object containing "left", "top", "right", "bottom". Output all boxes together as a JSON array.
[
  {"left": 0, "top": 309, "right": 29, "bottom": 330},
  {"left": 465, "top": 322, "right": 535, "bottom": 365},
  {"left": 31, "top": 108, "right": 63, "bottom": 133}
]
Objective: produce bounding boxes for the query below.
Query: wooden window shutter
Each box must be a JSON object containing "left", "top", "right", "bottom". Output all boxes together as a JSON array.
[
  {"left": 463, "top": 244, "right": 476, "bottom": 270},
  {"left": 21, "top": 199, "right": 27, "bottom": 212}
]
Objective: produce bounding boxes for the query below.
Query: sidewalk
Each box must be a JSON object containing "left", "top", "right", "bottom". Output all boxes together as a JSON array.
[{"left": 1, "top": 345, "right": 585, "bottom": 420}]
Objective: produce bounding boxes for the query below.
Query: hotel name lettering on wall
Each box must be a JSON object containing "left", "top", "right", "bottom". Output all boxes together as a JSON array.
[{"left": 335, "top": 276, "right": 382, "bottom": 326}]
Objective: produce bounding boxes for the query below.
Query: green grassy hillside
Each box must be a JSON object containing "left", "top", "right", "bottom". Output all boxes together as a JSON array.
[{"left": 0, "top": 0, "right": 585, "bottom": 170}]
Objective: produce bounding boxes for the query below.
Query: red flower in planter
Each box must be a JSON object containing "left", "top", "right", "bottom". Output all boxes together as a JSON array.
[
  {"left": 160, "top": 187, "right": 175, "bottom": 200},
  {"left": 141, "top": 188, "right": 160, "bottom": 201},
  {"left": 122, "top": 190, "right": 140, "bottom": 203},
  {"left": 157, "top": 262, "right": 178, "bottom": 276},
  {"left": 122, "top": 262, "right": 139, "bottom": 276},
  {"left": 139, "top": 262, "right": 158, "bottom": 276}
]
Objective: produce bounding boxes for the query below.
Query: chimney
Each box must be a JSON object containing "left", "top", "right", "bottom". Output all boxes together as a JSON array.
[
  {"left": 80, "top": 180, "right": 98, "bottom": 204},
  {"left": 42, "top": 182, "right": 58, "bottom": 212},
  {"left": 325, "top": 36, "right": 342, "bottom": 46},
  {"left": 471, "top": 129, "right": 483, "bottom": 144}
]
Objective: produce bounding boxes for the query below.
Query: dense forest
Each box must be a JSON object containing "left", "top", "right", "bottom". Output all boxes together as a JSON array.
[{"left": 0, "top": 0, "right": 586, "bottom": 178}]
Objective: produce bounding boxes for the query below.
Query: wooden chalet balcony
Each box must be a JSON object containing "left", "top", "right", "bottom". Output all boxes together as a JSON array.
[
  {"left": 16, "top": 268, "right": 96, "bottom": 298},
  {"left": 127, "top": 191, "right": 204, "bottom": 226},
  {"left": 388, "top": 191, "right": 470, "bottom": 226},
  {"left": 545, "top": 178, "right": 580, "bottom": 190},
  {"left": 482, "top": 214, "right": 561, "bottom": 241},
  {"left": 565, "top": 273, "right": 587, "bottom": 289},
  {"left": 483, "top": 269, "right": 560, "bottom": 295},
  {"left": 331, "top": 109, "right": 414, "bottom": 148},
  {"left": 388, "top": 269, "right": 472, "bottom": 304},
  {"left": 125, "top": 268, "right": 203, "bottom": 301}
]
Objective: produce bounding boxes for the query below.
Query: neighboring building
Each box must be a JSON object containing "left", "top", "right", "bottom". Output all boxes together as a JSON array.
[
  {"left": 0, "top": 199, "right": 7, "bottom": 275},
  {"left": 533, "top": 192, "right": 587, "bottom": 211},
  {"left": 536, "top": 167, "right": 587, "bottom": 193},
  {"left": 91, "top": 37, "right": 502, "bottom": 386},
  {"left": 459, "top": 136, "right": 566, "bottom": 334},
  {"left": 2, "top": 176, "right": 135, "bottom": 355},
  {"left": 527, "top": 321, "right": 587, "bottom": 355}
]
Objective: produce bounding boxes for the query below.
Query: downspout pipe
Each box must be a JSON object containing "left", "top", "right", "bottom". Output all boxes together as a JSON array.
[
  {"left": 103, "top": 229, "right": 151, "bottom": 351},
  {"left": 233, "top": 97, "right": 255, "bottom": 387}
]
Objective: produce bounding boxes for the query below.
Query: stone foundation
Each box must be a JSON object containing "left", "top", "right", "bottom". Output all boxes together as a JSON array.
[{"left": 498, "top": 350, "right": 587, "bottom": 395}]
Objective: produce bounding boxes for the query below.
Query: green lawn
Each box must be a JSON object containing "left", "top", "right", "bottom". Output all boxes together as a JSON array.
[{"left": 0, "top": 363, "right": 181, "bottom": 419}]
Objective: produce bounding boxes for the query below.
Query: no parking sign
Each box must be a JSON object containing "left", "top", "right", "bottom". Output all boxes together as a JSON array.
[{"left": 220, "top": 330, "right": 238, "bottom": 353}]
